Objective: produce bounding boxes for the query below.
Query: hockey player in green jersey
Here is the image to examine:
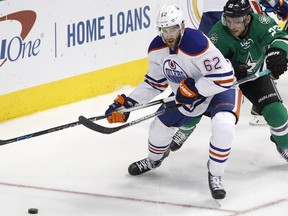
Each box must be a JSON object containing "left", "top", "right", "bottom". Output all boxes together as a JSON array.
[{"left": 170, "top": 0, "right": 288, "bottom": 162}]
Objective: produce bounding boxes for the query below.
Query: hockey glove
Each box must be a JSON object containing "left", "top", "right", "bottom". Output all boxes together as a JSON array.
[
  {"left": 105, "top": 94, "right": 138, "bottom": 123},
  {"left": 265, "top": 47, "right": 288, "bottom": 79},
  {"left": 232, "top": 62, "right": 252, "bottom": 80},
  {"left": 176, "top": 78, "right": 200, "bottom": 104}
]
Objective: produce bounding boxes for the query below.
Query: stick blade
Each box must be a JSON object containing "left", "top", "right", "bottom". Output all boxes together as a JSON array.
[
  {"left": 0, "top": 140, "right": 7, "bottom": 146},
  {"left": 78, "top": 115, "right": 119, "bottom": 134}
]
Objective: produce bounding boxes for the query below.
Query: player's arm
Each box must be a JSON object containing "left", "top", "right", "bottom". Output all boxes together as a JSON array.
[
  {"left": 105, "top": 45, "right": 170, "bottom": 123},
  {"left": 265, "top": 37, "right": 288, "bottom": 79},
  {"left": 176, "top": 49, "right": 235, "bottom": 105},
  {"left": 259, "top": 15, "right": 288, "bottom": 79},
  {"left": 195, "top": 51, "right": 235, "bottom": 97},
  {"left": 128, "top": 58, "right": 168, "bottom": 104}
]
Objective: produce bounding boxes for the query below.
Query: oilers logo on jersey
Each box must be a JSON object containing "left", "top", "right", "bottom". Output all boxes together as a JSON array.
[{"left": 163, "top": 59, "right": 187, "bottom": 83}]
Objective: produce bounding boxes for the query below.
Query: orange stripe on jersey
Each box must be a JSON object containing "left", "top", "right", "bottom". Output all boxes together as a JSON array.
[
  {"left": 234, "top": 90, "right": 243, "bottom": 120},
  {"left": 150, "top": 81, "right": 169, "bottom": 88},
  {"left": 214, "top": 78, "right": 234, "bottom": 85}
]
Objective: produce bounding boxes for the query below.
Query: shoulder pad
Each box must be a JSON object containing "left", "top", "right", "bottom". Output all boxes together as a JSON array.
[
  {"left": 179, "top": 28, "right": 209, "bottom": 55},
  {"left": 148, "top": 36, "right": 167, "bottom": 53},
  {"left": 253, "top": 13, "right": 272, "bottom": 25}
]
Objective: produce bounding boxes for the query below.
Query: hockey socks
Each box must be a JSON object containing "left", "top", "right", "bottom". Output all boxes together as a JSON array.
[{"left": 262, "top": 102, "right": 288, "bottom": 149}]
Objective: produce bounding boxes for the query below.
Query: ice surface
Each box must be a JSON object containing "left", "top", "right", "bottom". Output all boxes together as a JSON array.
[{"left": 0, "top": 74, "right": 287, "bottom": 215}]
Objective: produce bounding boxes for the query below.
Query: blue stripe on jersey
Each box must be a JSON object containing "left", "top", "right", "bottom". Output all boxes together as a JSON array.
[
  {"left": 145, "top": 74, "right": 167, "bottom": 83},
  {"left": 179, "top": 28, "right": 209, "bottom": 55},
  {"left": 182, "top": 97, "right": 207, "bottom": 113},
  {"left": 144, "top": 80, "right": 164, "bottom": 92},
  {"left": 205, "top": 70, "right": 234, "bottom": 78},
  {"left": 144, "top": 74, "right": 168, "bottom": 92}
]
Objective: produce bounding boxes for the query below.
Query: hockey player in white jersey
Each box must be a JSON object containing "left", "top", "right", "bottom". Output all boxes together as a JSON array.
[{"left": 104, "top": 4, "right": 242, "bottom": 200}]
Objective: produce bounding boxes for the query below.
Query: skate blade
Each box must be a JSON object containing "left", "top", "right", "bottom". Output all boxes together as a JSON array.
[
  {"left": 249, "top": 122, "right": 267, "bottom": 126},
  {"left": 249, "top": 116, "right": 267, "bottom": 126}
]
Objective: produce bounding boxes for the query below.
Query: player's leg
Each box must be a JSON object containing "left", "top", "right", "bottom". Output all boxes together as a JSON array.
[
  {"left": 262, "top": 102, "right": 288, "bottom": 162},
  {"left": 249, "top": 81, "right": 277, "bottom": 126},
  {"left": 128, "top": 101, "right": 190, "bottom": 176},
  {"left": 206, "top": 88, "right": 241, "bottom": 199},
  {"left": 208, "top": 111, "right": 236, "bottom": 199},
  {"left": 249, "top": 104, "right": 267, "bottom": 126},
  {"left": 241, "top": 75, "right": 287, "bottom": 162},
  {"left": 170, "top": 115, "right": 202, "bottom": 151}
]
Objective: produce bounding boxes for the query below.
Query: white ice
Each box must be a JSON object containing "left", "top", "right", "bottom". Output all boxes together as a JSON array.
[{"left": 0, "top": 74, "right": 287, "bottom": 216}]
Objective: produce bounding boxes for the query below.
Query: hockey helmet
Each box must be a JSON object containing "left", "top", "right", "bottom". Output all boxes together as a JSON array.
[
  {"left": 223, "top": 0, "right": 253, "bottom": 18},
  {"left": 156, "top": 4, "right": 184, "bottom": 29}
]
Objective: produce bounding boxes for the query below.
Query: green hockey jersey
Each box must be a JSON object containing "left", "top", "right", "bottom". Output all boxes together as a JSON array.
[{"left": 208, "top": 13, "right": 288, "bottom": 75}]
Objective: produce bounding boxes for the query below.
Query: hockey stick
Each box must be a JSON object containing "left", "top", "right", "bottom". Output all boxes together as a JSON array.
[
  {"left": 78, "top": 69, "right": 271, "bottom": 134},
  {"left": 0, "top": 116, "right": 106, "bottom": 146},
  {"left": 118, "top": 95, "right": 175, "bottom": 113},
  {"left": 0, "top": 96, "right": 175, "bottom": 145},
  {"left": 78, "top": 104, "right": 183, "bottom": 134},
  {"left": 234, "top": 68, "right": 271, "bottom": 85}
]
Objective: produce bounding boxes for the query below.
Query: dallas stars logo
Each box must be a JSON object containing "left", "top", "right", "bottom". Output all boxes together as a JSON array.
[{"left": 245, "top": 53, "right": 258, "bottom": 74}]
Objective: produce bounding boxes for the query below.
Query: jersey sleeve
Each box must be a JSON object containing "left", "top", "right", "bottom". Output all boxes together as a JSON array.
[
  {"left": 252, "top": 14, "right": 288, "bottom": 60},
  {"left": 179, "top": 28, "right": 235, "bottom": 97},
  {"left": 194, "top": 41, "right": 235, "bottom": 97},
  {"left": 255, "top": 14, "right": 285, "bottom": 45},
  {"left": 128, "top": 37, "right": 169, "bottom": 104}
]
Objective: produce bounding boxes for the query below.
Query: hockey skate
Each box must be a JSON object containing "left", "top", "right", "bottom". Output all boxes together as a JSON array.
[
  {"left": 249, "top": 106, "right": 267, "bottom": 126},
  {"left": 170, "top": 126, "right": 196, "bottom": 151},
  {"left": 276, "top": 147, "right": 288, "bottom": 162},
  {"left": 208, "top": 172, "right": 226, "bottom": 199},
  {"left": 128, "top": 150, "right": 170, "bottom": 176},
  {"left": 270, "top": 136, "right": 288, "bottom": 162}
]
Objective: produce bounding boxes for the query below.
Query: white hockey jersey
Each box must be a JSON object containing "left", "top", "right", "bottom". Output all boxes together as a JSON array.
[{"left": 129, "top": 28, "right": 236, "bottom": 117}]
